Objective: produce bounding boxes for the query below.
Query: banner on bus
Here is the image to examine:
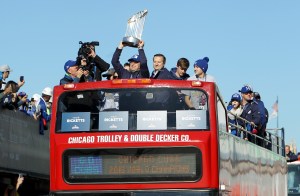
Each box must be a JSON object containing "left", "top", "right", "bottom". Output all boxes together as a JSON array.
[
  {"left": 98, "top": 111, "right": 128, "bottom": 131},
  {"left": 61, "top": 112, "right": 91, "bottom": 132}
]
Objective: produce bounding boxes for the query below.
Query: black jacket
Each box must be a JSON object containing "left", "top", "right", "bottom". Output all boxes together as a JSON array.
[
  {"left": 150, "top": 68, "right": 171, "bottom": 79},
  {"left": 91, "top": 55, "right": 110, "bottom": 81}
]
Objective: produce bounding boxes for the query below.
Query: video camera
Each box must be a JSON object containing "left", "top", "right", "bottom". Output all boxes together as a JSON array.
[
  {"left": 77, "top": 41, "right": 100, "bottom": 70},
  {"left": 78, "top": 41, "right": 99, "bottom": 59}
]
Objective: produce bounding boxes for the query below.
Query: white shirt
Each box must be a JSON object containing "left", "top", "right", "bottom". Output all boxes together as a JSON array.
[{"left": 188, "top": 74, "right": 216, "bottom": 82}]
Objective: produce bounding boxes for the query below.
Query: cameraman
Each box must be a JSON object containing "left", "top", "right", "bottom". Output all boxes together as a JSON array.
[
  {"left": 78, "top": 43, "right": 110, "bottom": 81},
  {"left": 60, "top": 60, "right": 92, "bottom": 85}
]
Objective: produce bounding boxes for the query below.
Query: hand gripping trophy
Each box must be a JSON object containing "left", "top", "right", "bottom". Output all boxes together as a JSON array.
[{"left": 122, "top": 9, "right": 148, "bottom": 47}]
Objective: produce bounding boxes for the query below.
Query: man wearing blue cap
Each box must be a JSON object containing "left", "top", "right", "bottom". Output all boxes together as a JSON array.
[
  {"left": 60, "top": 60, "right": 92, "bottom": 85},
  {"left": 238, "top": 85, "right": 262, "bottom": 144},
  {"left": 111, "top": 40, "right": 149, "bottom": 79}
]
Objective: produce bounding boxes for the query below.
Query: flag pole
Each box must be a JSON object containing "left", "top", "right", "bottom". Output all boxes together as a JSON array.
[{"left": 276, "top": 96, "right": 279, "bottom": 128}]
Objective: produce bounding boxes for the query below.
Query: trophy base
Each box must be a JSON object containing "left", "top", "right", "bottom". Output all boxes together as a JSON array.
[{"left": 122, "top": 36, "right": 140, "bottom": 48}]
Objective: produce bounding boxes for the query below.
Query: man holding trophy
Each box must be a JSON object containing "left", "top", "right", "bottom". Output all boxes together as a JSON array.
[
  {"left": 111, "top": 10, "right": 149, "bottom": 79},
  {"left": 111, "top": 40, "right": 149, "bottom": 79}
]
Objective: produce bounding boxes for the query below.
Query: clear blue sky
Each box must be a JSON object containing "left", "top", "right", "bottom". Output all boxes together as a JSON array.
[{"left": 1, "top": 1, "right": 299, "bottom": 151}]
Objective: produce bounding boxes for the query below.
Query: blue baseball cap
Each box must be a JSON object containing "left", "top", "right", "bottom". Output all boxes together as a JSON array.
[
  {"left": 64, "top": 60, "right": 77, "bottom": 73},
  {"left": 239, "top": 85, "right": 253, "bottom": 94},
  {"left": 231, "top": 93, "right": 241, "bottom": 102},
  {"left": 18, "top": 92, "right": 27, "bottom": 97},
  {"left": 128, "top": 54, "right": 140, "bottom": 62}
]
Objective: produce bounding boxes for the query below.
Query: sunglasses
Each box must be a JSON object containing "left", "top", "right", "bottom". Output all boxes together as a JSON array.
[
  {"left": 244, "top": 92, "right": 253, "bottom": 95},
  {"left": 113, "top": 76, "right": 118, "bottom": 79}
]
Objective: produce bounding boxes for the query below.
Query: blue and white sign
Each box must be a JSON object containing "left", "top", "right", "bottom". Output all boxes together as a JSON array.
[
  {"left": 99, "top": 111, "right": 128, "bottom": 131},
  {"left": 176, "top": 110, "right": 207, "bottom": 130},
  {"left": 61, "top": 112, "right": 91, "bottom": 132},
  {"left": 137, "top": 111, "right": 167, "bottom": 130}
]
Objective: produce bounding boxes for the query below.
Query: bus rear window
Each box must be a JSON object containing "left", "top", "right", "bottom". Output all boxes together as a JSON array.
[{"left": 56, "top": 88, "right": 209, "bottom": 132}]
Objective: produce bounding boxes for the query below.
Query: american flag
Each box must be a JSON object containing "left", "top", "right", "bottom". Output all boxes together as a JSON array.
[{"left": 270, "top": 99, "right": 278, "bottom": 118}]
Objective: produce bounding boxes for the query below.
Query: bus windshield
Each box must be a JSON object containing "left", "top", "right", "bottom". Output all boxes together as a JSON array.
[
  {"left": 55, "top": 87, "right": 209, "bottom": 132},
  {"left": 288, "top": 163, "right": 300, "bottom": 194}
]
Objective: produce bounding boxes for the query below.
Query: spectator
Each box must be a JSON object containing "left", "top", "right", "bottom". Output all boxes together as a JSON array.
[
  {"left": 239, "top": 85, "right": 262, "bottom": 144},
  {"left": 4, "top": 174, "right": 24, "bottom": 196},
  {"left": 102, "top": 68, "right": 118, "bottom": 80},
  {"left": 0, "top": 64, "right": 25, "bottom": 91},
  {"left": 227, "top": 93, "right": 243, "bottom": 136},
  {"left": 286, "top": 145, "right": 298, "bottom": 162},
  {"left": 36, "top": 87, "right": 53, "bottom": 135},
  {"left": 0, "top": 81, "right": 18, "bottom": 110},
  {"left": 46, "top": 96, "right": 53, "bottom": 115},
  {"left": 169, "top": 58, "right": 190, "bottom": 80},
  {"left": 60, "top": 60, "right": 92, "bottom": 85},
  {"left": 297, "top": 152, "right": 300, "bottom": 161},
  {"left": 0, "top": 64, "right": 13, "bottom": 90},
  {"left": 17, "top": 92, "right": 29, "bottom": 113},
  {"left": 77, "top": 43, "right": 110, "bottom": 81},
  {"left": 150, "top": 54, "right": 171, "bottom": 79},
  {"left": 0, "top": 71, "right": 2, "bottom": 89},
  {"left": 123, "top": 62, "right": 130, "bottom": 71},
  {"left": 111, "top": 40, "right": 149, "bottom": 79},
  {"left": 253, "top": 92, "right": 268, "bottom": 136},
  {"left": 27, "top": 94, "right": 41, "bottom": 117},
  {"left": 184, "top": 57, "right": 215, "bottom": 110}
]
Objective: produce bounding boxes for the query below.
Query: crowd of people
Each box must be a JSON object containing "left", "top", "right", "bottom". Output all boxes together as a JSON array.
[
  {"left": 227, "top": 84, "right": 269, "bottom": 146},
  {"left": 59, "top": 39, "right": 275, "bottom": 147},
  {"left": 60, "top": 39, "right": 215, "bottom": 84},
  {"left": 0, "top": 64, "right": 53, "bottom": 135}
]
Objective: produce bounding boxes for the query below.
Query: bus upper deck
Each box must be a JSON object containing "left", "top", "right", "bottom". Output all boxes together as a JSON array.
[{"left": 50, "top": 79, "right": 287, "bottom": 196}]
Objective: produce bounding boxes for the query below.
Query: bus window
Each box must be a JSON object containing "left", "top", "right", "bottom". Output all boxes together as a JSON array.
[
  {"left": 56, "top": 88, "right": 210, "bottom": 132},
  {"left": 288, "top": 163, "right": 300, "bottom": 194}
]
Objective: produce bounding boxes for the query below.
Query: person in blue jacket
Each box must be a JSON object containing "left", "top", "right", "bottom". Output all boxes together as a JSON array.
[
  {"left": 36, "top": 87, "right": 52, "bottom": 135},
  {"left": 60, "top": 59, "right": 93, "bottom": 85},
  {"left": 169, "top": 58, "right": 190, "bottom": 80},
  {"left": 286, "top": 145, "right": 298, "bottom": 162},
  {"left": 111, "top": 40, "right": 149, "bottom": 79},
  {"left": 253, "top": 92, "right": 268, "bottom": 134},
  {"left": 239, "top": 85, "right": 262, "bottom": 144}
]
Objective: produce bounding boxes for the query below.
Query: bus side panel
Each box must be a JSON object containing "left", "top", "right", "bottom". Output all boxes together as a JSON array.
[
  {"left": 219, "top": 131, "right": 287, "bottom": 196},
  {"left": 0, "top": 110, "right": 49, "bottom": 178}
]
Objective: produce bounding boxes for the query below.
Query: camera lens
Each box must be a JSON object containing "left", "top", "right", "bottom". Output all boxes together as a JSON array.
[{"left": 83, "top": 48, "right": 91, "bottom": 55}]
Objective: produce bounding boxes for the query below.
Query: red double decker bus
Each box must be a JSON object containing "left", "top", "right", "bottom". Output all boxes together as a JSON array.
[{"left": 49, "top": 79, "right": 287, "bottom": 195}]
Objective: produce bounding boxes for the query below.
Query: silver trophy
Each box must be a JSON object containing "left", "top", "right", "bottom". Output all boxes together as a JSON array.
[{"left": 122, "top": 9, "right": 148, "bottom": 47}]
